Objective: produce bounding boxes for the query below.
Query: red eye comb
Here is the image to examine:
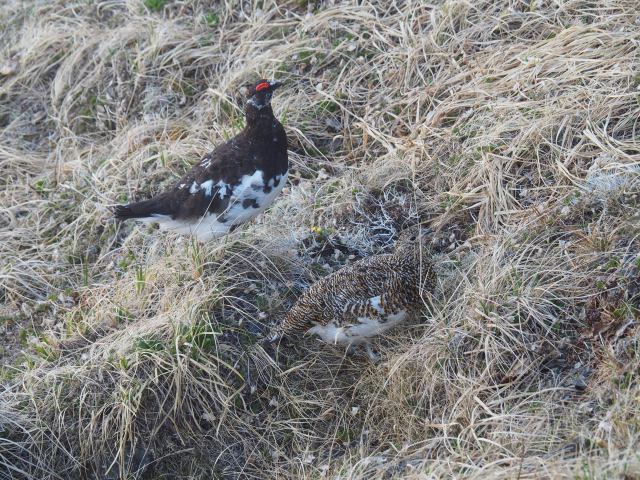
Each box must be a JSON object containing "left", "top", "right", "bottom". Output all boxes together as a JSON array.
[{"left": 255, "top": 82, "right": 270, "bottom": 92}]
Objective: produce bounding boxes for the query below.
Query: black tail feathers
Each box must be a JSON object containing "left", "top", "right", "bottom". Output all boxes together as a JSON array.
[
  {"left": 112, "top": 204, "right": 137, "bottom": 220},
  {"left": 111, "top": 197, "right": 172, "bottom": 221}
]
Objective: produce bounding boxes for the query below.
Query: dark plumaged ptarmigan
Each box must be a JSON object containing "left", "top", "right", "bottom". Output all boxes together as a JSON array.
[
  {"left": 113, "top": 79, "right": 288, "bottom": 241},
  {"left": 266, "top": 226, "right": 436, "bottom": 359}
]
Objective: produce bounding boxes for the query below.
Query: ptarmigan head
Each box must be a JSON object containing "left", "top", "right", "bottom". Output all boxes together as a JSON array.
[
  {"left": 394, "top": 225, "right": 433, "bottom": 258},
  {"left": 246, "top": 79, "right": 282, "bottom": 110}
]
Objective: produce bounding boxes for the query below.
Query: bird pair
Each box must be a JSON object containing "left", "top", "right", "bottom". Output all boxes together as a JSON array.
[{"left": 113, "top": 79, "right": 435, "bottom": 359}]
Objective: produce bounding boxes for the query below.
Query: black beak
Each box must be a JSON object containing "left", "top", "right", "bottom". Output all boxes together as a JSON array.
[{"left": 269, "top": 80, "right": 283, "bottom": 90}]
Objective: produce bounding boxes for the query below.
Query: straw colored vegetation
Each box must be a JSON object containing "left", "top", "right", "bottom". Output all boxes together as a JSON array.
[{"left": 1, "top": 0, "right": 639, "bottom": 478}]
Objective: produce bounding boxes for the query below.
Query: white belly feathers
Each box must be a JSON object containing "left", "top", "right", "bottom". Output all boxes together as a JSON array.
[
  {"left": 307, "top": 304, "right": 408, "bottom": 346},
  {"left": 142, "top": 169, "right": 287, "bottom": 241}
]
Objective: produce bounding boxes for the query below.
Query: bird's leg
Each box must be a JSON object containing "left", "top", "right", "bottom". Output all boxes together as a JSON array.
[{"left": 365, "top": 343, "right": 380, "bottom": 362}]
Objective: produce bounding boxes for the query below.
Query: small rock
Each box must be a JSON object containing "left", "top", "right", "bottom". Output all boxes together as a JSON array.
[
  {"left": 574, "top": 377, "right": 587, "bottom": 391},
  {"left": 20, "top": 303, "right": 33, "bottom": 317},
  {"left": 317, "top": 168, "right": 330, "bottom": 181},
  {"left": 0, "top": 59, "right": 18, "bottom": 76},
  {"left": 31, "top": 111, "right": 46, "bottom": 125},
  {"left": 325, "top": 116, "right": 341, "bottom": 133},
  {"left": 42, "top": 316, "right": 56, "bottom": 327},
  {"left": 201, "top": 412, "right": 216, "bottom": 423}
]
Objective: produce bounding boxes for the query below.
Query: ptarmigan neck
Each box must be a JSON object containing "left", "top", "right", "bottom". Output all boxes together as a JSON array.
[
  {"left": 245, "top": 104, "right": 275, "bottom": 127},
  {"left": 395, "top": 245, "right": 430, "bottom": 266}
]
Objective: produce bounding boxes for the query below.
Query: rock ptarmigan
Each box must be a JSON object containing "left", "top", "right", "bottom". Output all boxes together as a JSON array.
[
  {"left": 266, "top": 226, "right": 436, "bottom": 359},
  {"left": 113, "top": 79, "right": 288, "bottom": 241}
]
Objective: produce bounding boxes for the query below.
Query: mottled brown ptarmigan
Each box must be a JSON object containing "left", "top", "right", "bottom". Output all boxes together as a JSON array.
[{"left": 266, "top": 226, "right": 436, "bottom": 359}]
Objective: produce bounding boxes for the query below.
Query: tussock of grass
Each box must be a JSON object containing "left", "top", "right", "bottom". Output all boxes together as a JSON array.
[{"left": 1, "top": 0, "right": 639, "bottom": 478}]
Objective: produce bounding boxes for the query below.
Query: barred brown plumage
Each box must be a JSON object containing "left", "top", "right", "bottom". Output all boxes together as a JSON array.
[{"left": 266, "top": 226, "right": 436, "bottom": 358}]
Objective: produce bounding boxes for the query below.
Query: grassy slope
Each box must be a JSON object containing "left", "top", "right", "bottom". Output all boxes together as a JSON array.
[{"left": 1, "top": 0, "right": 639, "bottom": 478}]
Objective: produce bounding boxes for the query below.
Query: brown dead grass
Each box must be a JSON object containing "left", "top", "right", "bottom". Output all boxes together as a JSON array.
[{"left": 1, "top": 0, "right": 639, "bottom": 479}]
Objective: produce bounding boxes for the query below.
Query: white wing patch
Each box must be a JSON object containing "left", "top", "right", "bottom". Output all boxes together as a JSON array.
[
  {"left": 200, "top": 179, "right": 214, "bottom": 196},
  {"left": 187, "top": 179, "right": 231, "bottom": 198}
]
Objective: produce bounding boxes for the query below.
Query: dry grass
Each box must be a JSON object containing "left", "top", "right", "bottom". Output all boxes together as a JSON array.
[{"left": 1, "top": 0, "right": 639, "bottom": 478}]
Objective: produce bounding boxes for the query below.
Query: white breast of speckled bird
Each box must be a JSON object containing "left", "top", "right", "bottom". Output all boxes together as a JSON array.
[{"left": 308, "top": 294, "right": 409, "bottom": 345}]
